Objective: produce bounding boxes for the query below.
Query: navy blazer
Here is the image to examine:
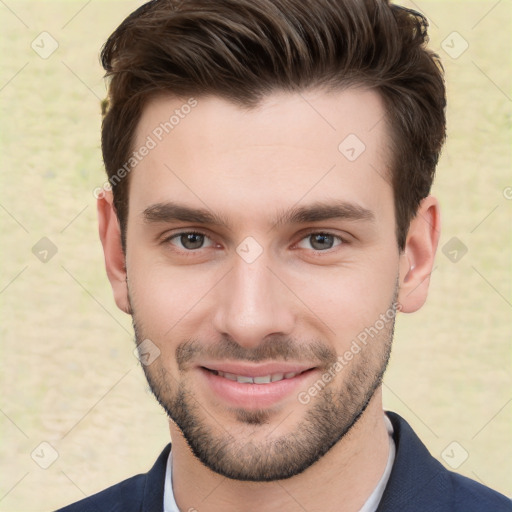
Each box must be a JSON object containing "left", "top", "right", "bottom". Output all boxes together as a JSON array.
[{"left": 56, "top": 412, "right": 511, "bottom": 511}]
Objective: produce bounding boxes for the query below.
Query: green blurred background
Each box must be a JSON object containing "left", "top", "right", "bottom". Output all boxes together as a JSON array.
[{"left": 0, "top": 1, "right": 511, "bottom": 510}]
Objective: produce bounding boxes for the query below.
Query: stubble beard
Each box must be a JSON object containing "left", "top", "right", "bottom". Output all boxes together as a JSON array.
[{"left": 131, "top": 293, "right": 396, "bottom": 482}]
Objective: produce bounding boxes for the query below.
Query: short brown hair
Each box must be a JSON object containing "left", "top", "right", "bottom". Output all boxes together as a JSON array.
[{"left": 101, "top": 0, "right": 446, "bottom": 252}]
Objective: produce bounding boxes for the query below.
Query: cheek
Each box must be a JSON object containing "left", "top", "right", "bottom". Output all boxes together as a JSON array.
[
  {"left": 127, "top": 252, "right": 222, "bottom": 339},
  {"left": 292, "top": 256, "right": 398, "bottom": 345}
]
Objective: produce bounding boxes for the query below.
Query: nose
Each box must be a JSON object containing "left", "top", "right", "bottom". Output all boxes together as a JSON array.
[{"left": 212, "top": 253, "right": 295, "bottom": 349}]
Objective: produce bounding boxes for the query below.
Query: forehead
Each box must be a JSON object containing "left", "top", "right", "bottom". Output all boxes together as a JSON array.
[{"left": 129, "top": 89, "right": 393, "bottom": 226}]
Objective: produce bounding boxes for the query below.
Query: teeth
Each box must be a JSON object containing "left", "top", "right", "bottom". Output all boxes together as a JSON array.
[
  {"left": 236, "top": 375, "right": 254, "bottom": 384},
  {"left": 216, "top": 370, "right": 299, "bottom": 384},
  {"left": 253, "top": 375, "right": 272, "bottom": 384}
]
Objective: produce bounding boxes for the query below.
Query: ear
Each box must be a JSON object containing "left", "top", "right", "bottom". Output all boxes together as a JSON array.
[
  {"left": 397, "top": 196, "right": 441, "bottom": 313},
  {"left": 97, "top": 191, "right": 131, "bottom": 314}
]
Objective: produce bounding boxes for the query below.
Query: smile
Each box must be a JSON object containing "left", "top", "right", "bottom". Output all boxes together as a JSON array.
[
  {"left": 209, "top": 369, "right": 304, "bottom": 384},
  {"left": 200, "top": 365, "right": 317, "bottom": 409}
]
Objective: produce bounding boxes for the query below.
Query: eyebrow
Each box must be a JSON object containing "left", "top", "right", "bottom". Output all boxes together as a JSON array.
[
  {"left": 142, "top": 200, "right": 375, "bottom": 228},
  {"left": 142, "top": 202, "right": 230, "bottom": 227},
  {"left": 274, "top": 201, "right": 375, "bottom": 226}
]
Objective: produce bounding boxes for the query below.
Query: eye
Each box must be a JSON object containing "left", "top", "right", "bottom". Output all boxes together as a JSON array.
[
  {"left": 167, "top": 231, "right": 214, "bottom": 250},
  {"left": 296, "top": 232, "right": 343, "bottom": 251}
]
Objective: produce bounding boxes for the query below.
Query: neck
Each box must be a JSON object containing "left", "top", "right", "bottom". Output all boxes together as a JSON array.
[{"left": 170, "top": 390, "right": 390, "bottom": 512}]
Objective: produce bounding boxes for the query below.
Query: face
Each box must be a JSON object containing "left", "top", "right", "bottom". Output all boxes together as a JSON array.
[{"left": 123, "top": 89, "right": 402, "bottom": 481}]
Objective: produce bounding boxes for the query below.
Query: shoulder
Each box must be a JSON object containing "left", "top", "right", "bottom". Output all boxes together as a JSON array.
[
  {"left": 55, "top": 444, "right": 171, "bottom": 512},
  {"left": 379, "top": 412, "right": 512, "bottom": 512},
  {"left": 55, "top": 474, "right": 146, "bottom": 512},
  {"left": 446, "top": 471, "right": 512, "bottom": 511}
]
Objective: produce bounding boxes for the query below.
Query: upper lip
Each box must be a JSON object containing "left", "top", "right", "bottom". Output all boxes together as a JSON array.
[{"left": 200, "top": 362, "right": 316, "bottom": 377}]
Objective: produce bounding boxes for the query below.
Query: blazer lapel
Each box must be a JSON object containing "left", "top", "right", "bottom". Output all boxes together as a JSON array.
[
  {"left": 376, "top": 412, "right": 450, "bottom": 511},
  {"left": 141, "top": 443, "right": 172, "bottom": 511}
]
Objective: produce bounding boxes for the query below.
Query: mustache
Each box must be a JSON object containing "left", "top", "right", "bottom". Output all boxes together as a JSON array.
[{"left": 175, "top": 335, "right": 338, "bottom": 371}]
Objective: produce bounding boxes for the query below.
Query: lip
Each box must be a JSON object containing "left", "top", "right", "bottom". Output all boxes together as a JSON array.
[{"left": 198, "top": 363, "right": 318, "bottom": 409}]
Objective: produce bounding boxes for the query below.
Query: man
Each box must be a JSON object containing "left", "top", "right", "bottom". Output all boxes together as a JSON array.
[{"left": 58, "top": 0, "right": 511, "bottom": 510}]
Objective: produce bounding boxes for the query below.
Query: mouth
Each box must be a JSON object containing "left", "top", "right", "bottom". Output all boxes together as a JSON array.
[{"left": 198, "top": 363, "right": 318, "bottom": 409}]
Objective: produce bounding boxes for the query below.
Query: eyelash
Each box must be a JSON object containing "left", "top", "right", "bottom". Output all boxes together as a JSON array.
[{"left": 162, "top": 230, "right": 347, "bottom": 253}]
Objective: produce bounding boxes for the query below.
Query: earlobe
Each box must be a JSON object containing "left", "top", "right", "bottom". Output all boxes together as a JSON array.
[
  {"left": 97, "top": 191, "right": 132, "bottom": 315},
  {"left": 398, "top": 196, "right": 441, "bottom": 313}
]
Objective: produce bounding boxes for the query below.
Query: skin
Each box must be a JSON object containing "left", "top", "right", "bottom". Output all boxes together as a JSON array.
[{"left": 98, "top": 89, "right": 440, "bottom": 512}]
